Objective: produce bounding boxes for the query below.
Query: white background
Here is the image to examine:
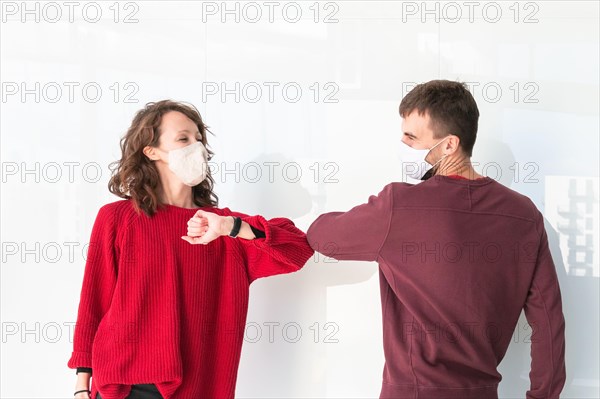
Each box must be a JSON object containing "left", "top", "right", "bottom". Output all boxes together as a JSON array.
[{"left": 1, "top": 1, "right": 599, "bottom": 398}]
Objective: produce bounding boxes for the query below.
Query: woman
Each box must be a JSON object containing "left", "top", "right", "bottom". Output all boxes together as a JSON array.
[{"left": 68, "top": 100, "right": 314, "bottom": 399}]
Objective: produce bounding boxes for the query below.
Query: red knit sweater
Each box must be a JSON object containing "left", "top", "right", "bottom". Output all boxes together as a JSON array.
[{"left": 67, "top": 199, "right": 314, "bottom": 399}]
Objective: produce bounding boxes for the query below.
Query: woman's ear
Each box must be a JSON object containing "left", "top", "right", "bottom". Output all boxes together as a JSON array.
[{"left": 143, "top": 145, "right": 161, "bottom": 161}]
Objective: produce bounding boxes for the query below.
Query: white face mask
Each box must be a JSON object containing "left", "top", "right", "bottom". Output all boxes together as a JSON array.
[
  {"left": 159, "top": 141, "right": 209, "bottom": 186},
  {"left": 400, "top": 136, "right": 450, "bottom": 181}
]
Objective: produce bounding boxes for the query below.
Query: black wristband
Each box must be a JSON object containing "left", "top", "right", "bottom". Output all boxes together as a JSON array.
[
  {"left": 74, "top": 389, "right": 91, "bottom": 396},
  {"left": 229, "top": 216, "right": 242, "bottom": 238},
  {"left": 76, "top": 367, "right": 92, "bottom": 376}
]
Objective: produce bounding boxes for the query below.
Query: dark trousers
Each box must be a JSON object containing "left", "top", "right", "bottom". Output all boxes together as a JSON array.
[{"left": 96, "top": 384, "right": 163, "bottom": 399}]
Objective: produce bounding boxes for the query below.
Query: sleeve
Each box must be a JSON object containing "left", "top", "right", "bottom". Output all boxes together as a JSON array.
[
  {"left": 67, "top": 204, "right": 119, "bottom": 369},
  {"left": 523, "top": 209, "right": 566, "bottom": 399},
  {"left": 249, "top": 225, "right": 266, "bottom": 238},
  {"left": 306, "top": 183, "right": 393, "bottom": 262},
  {"left": 222, "top": 208, "right": 314, "bottom": 284}
]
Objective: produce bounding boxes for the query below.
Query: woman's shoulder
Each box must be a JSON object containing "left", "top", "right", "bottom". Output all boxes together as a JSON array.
[
  {"left": 94, "top": 199, "right": 141, "bottom": 226},
  {"left": 94, "top": 199, "right": 143, "bottom": 245},
  {"left": 98, "top": 198, "right": 133, "bottom": 213}
]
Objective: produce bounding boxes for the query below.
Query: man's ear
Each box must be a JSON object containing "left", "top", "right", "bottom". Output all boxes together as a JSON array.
[{"left": 447, "top": 135, "right": 461, "bottom": 155}]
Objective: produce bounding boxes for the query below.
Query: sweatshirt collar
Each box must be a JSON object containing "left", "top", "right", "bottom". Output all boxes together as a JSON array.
[{"left": 432, "top": 174, "right": 494, "bottom": 185}]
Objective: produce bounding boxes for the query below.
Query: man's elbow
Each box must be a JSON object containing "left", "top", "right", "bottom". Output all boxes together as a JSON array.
[{"left": 306, "top": 214, "right": 328, "bottom": 252}]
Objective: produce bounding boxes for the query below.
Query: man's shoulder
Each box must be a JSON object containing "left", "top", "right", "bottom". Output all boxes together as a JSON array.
[
  {"left": 383, "top": 178, "right": 538, "bottom": 220},
  {"left": 487, "top": 179, "right": 538, "bottom": 211},
  {"left": 465, "top": 179, "right": 541, "bottom": 224},
  {"left": 380, "top": 180, "right": 420, "bottom": 199},
  {"left": 380, "top": 181, "right": 414, "bottom": 194}
]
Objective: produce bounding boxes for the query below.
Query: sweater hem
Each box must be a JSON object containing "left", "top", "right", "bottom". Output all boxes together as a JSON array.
[{"left": 380, "top": 381, "right": 499, "bottom": 399}]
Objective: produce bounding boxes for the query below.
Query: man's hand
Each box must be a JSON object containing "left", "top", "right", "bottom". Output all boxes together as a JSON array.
[{"left": 181, "top": 210, "right": 233, "bottom": 245}]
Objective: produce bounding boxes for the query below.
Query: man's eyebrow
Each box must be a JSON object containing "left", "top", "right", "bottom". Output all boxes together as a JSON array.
[{"left": 177, "top": 129, "right": 200, "bottom": 134}]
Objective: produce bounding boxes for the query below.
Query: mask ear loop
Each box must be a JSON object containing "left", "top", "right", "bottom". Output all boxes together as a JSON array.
[
  {"left": 427, "top": 136, "right": 451, "bottom": 176},
  {"left": 433, "top": 136, "right": 473, "bottom": 176},
  {"left": 145, "top": 146, "right": 165, "bottom": 162},
  {"left": 151, "top": 147, "right": 170, "bottom": 164}
]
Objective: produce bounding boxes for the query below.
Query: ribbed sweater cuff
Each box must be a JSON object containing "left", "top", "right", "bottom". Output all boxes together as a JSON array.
[
  {"left": 238, "top": 215, "right": 272, "bottom": 246},
  {"left": 238, "top": 214, "right": 313, "bottom": 270},
  {"left": 67, "top": 351, "right": 92, "bottom": 369}
]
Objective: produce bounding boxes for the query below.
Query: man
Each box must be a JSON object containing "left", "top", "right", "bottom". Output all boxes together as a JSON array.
[{"left": 306, "top": 80, "right": 566, "bottom": 398}]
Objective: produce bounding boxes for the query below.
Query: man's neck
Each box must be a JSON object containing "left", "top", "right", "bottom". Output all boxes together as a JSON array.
[{"left": 435, "top": 155, "right": 485, "bottom": 180}]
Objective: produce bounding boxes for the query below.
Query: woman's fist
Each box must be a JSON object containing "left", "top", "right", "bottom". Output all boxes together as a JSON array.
[{"left": 181, "top": 210, "right": 233, "bottom": 245}]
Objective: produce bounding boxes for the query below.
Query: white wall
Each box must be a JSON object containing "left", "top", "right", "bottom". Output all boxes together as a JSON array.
[{"left": 1, "top": 1, "right": 598, "bottom": 398}]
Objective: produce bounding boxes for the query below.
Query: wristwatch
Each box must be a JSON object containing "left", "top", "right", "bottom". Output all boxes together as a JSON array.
[{"left": 228, "top": 216, "right": 242, "bottom": 238}]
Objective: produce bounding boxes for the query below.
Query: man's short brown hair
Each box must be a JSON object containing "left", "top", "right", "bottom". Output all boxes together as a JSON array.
[{"left": 399, "top": 80, "right": 479, "bottom": 157}]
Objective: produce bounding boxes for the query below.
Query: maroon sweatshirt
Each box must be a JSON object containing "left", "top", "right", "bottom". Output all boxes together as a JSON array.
[{"left": 306, "top": 174, "right": 566, "bottom": 399}]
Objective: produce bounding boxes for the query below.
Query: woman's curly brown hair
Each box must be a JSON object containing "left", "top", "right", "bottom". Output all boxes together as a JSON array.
[{"left": 108, "top": 100, "right": 218, "bottom": 217}]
